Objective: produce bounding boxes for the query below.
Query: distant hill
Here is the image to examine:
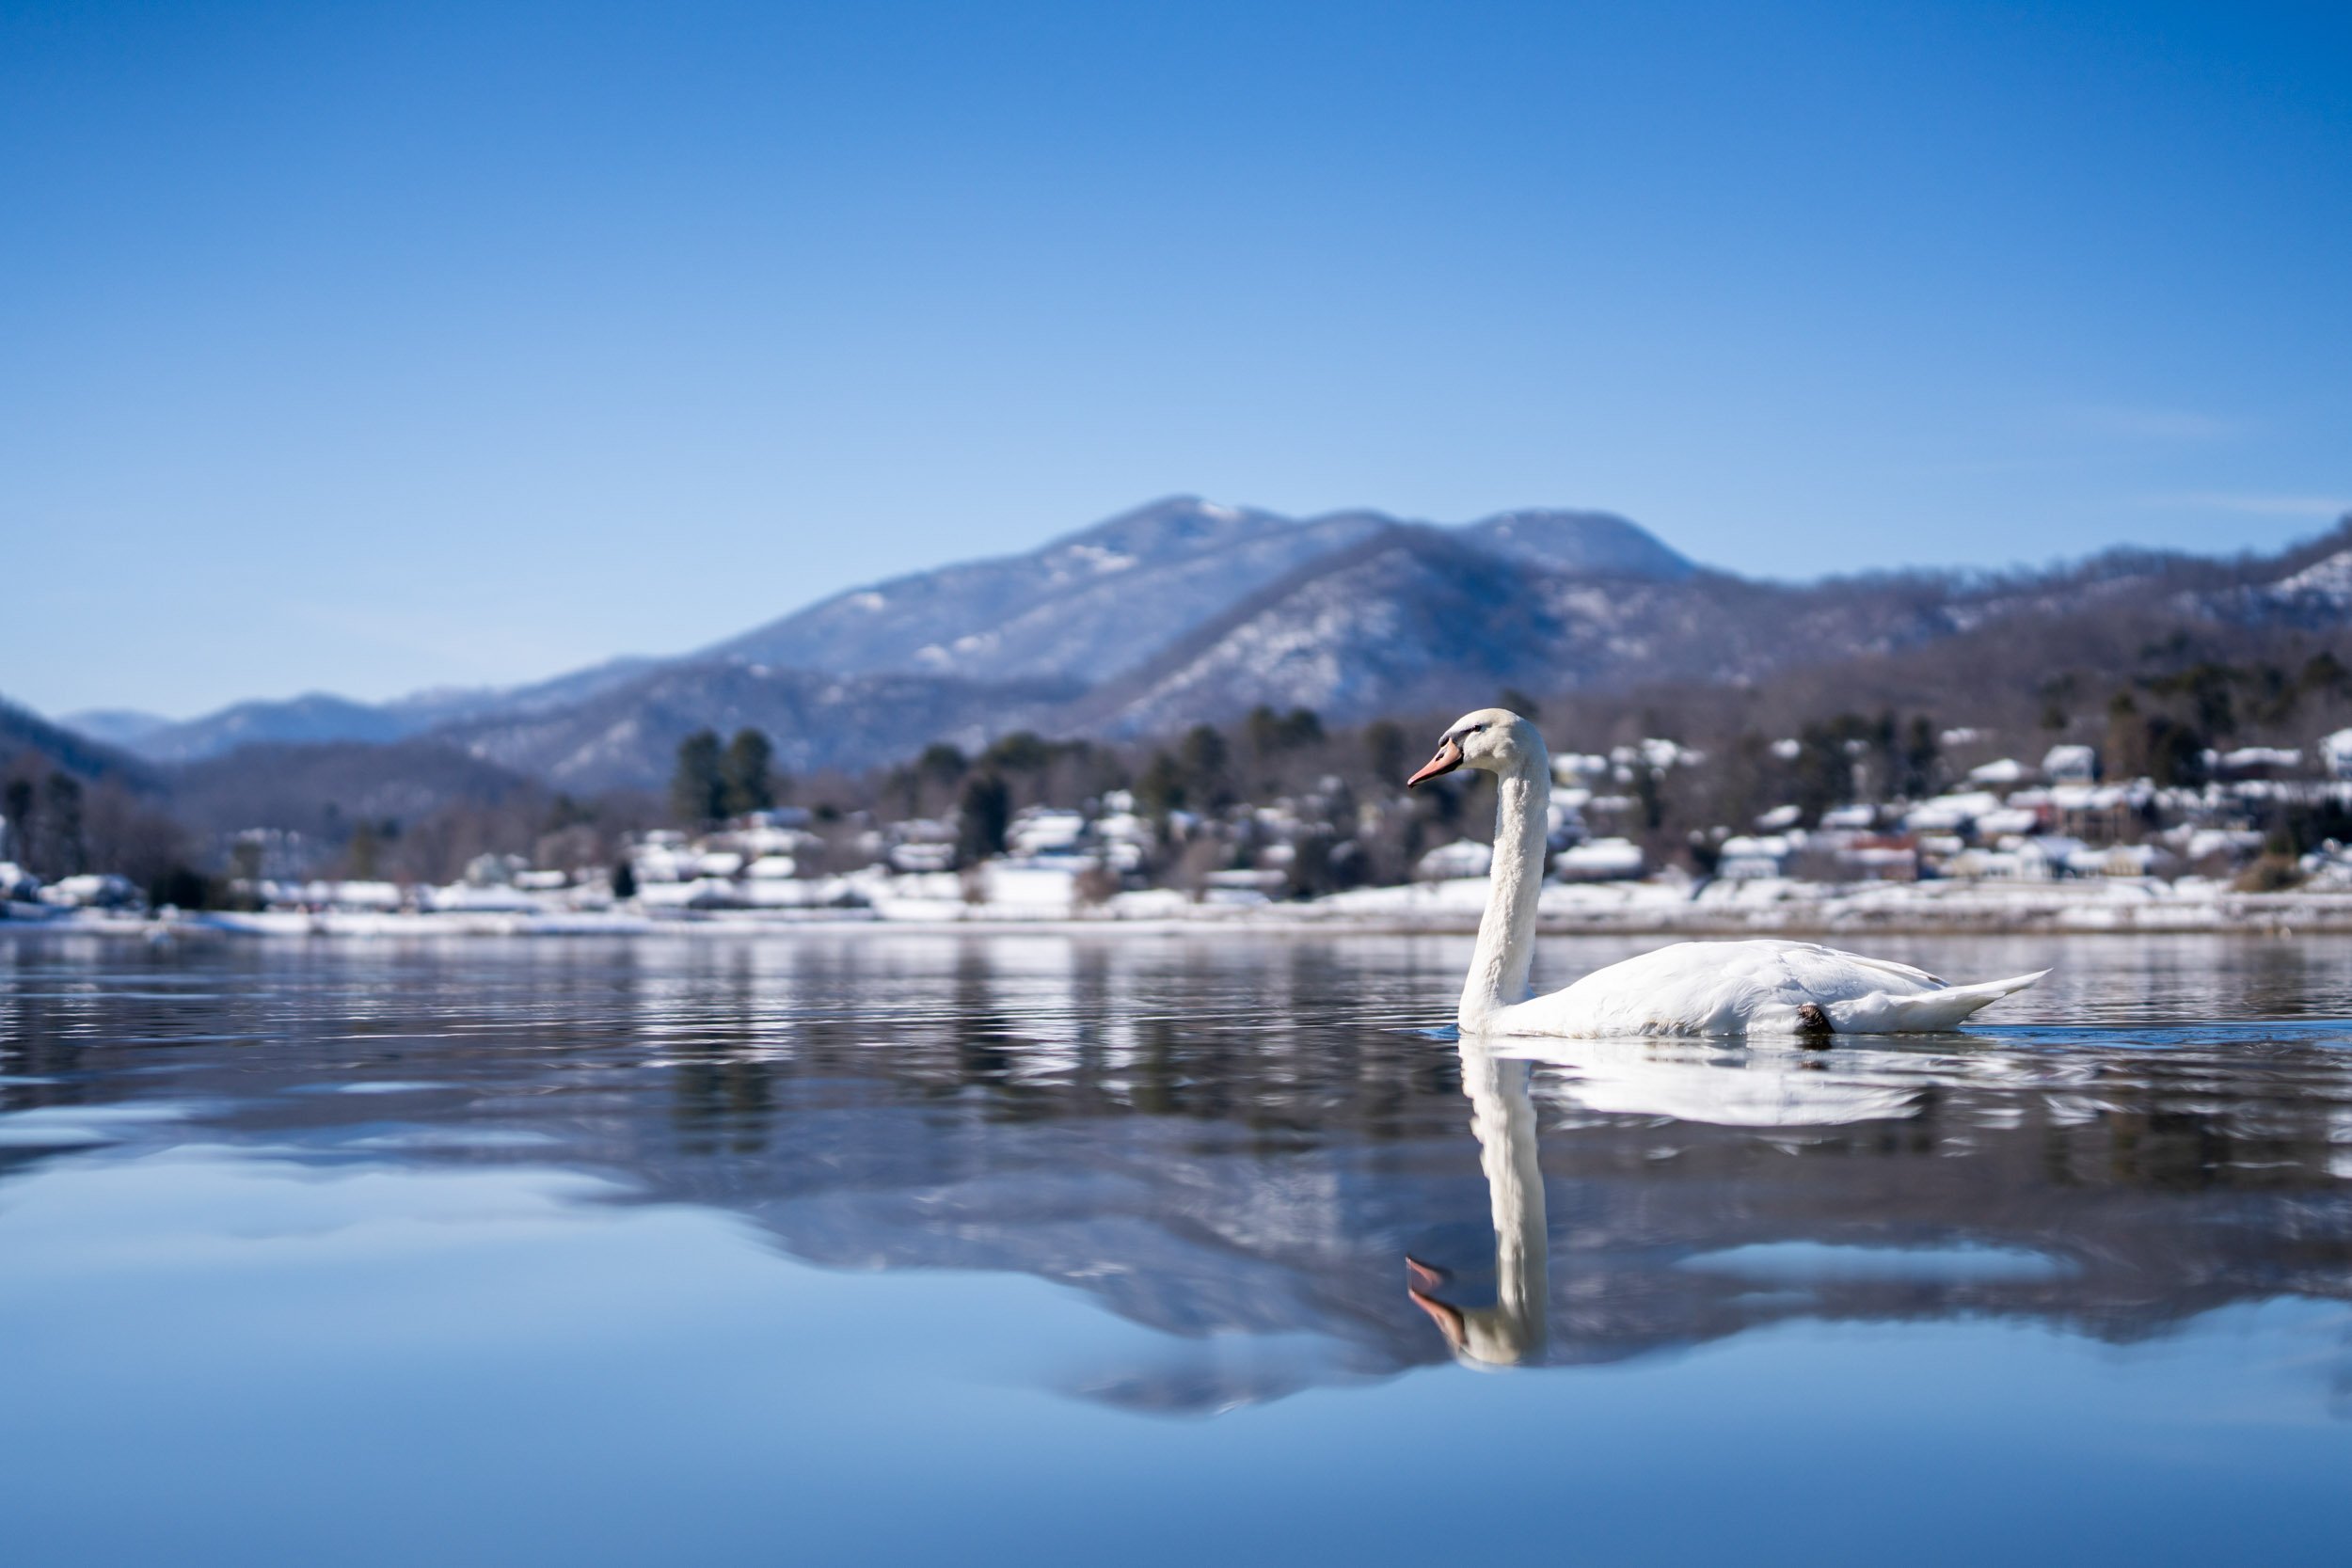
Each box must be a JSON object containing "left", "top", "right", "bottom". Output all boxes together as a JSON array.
[
  {"left": 0, "top": 697, "right": 160, "bottom": 791},
  {"left": 166, "top": 739, "right": 537, "bottom": 841},
  {"left": 705, "top": 497, "right": 1392, "bottom": 683},
  {"left": 42, "top": 499, "right": 2352, "bottom": 804},
  {"left": 695, "top": 498, "right": 1693, "bottom": 686},
  {"left": 101, "top": 656, "right": 664, "bottom": 765},
  {"left": 56, "top": 708, "right": 174, "bottom": 748},
  {"left": 434, "top": 662, "right": 1081, "bottom": 793}
]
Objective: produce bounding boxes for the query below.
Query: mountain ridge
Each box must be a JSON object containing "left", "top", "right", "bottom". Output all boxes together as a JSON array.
[
  {"left": 64, "top": 498, "right": 1692, "bottom": 766},
  {"left": 27, "top": 502, "right": 2352, "bottom": 797}
]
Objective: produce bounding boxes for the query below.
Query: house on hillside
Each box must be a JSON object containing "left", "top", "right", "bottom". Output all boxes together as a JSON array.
[{"left": 2042, "top": 744, "right": 2099, "bottom": 784}]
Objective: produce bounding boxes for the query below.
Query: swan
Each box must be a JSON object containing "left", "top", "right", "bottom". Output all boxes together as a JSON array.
[{"left": 1405, "top": 708, "right": 2047, "bottom": 1037}]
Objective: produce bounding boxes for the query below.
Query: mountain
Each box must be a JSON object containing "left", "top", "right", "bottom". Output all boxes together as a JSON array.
[
  {"left": 47, "top": 497, "right": 2352, "bottom": 808},
  {"left": 96, "top": 656, "right": 664, "bottom": 765},
  {"left": 380, "top": 656, "right": 666, "bottom": 727},
  {"left": 433, "top": 663, "right": 1082, "bottom": 793},
  {"left": 56, "top": 708, "right": 173, "bottom": 748},
  {"left": 0, "top": 697, "right": 161, "bottom": 791},
  {"left": 704, "top": 498, "right": 1388, "bottom": 683},
  {"left": 123, "top": 692, "right": 428, "bottom": 764},
  {"left": 167, "top": 740, "right": 536, "bottom": 841},
  {"left": 707, "top": 498, "right": 1693, "bottom": 686},
  {"left": 62, "top": 496, "right": 1697, "bottom": 779},
  {"left": 2197, "top": 523, "right": 2352, "bottom": 628},
  {"left": 1070, "top": 530, "right": 1997, "bottom": 736},
  {"left": 1458, "top": 509, "right": 1696, "bottom": 579}
]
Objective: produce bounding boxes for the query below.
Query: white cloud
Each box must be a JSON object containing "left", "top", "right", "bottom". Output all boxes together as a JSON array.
[
  {"left": 2144, "top": 491, "right": 2350, "bottom": 519},
  {"left": 2057, "top": 404, "right": 2241, "bottom": 441}
]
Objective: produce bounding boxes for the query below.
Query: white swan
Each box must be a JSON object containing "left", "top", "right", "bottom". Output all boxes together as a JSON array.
[{"left": 1406, "top": 708, "right": 2047, "bottom": 1037}]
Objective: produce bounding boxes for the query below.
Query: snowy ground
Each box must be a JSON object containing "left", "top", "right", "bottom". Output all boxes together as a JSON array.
[{"left": 7, "top": 871, "right": 2350, "bottom": 938}]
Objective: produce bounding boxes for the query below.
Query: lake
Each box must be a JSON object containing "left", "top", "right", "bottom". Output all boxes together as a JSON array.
[{"left": 3, "top": 930, "right": 2350, "bottom": 1566}]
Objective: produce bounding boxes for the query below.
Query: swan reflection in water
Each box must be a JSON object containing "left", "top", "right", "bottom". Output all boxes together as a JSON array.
[
  {"left": 1407, "top": 1035, "right": 1930, "bottom": 1367},
  {"left": 1407, "top": 1039, "right": 1549, "bottom": 1367}
]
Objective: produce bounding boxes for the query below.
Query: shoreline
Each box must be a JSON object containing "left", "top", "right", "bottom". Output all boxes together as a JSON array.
[{"left": 7, "top": 875, "right": 2350, "bottom": 939}]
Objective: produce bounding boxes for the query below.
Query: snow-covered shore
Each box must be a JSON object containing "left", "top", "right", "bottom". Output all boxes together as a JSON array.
[{"left": 6, "top": 871, "right": 2349, "bottom": 938}]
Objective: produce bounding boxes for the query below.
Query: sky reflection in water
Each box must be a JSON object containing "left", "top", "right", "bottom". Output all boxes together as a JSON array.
[{"left": 2, "top": 931, "right": 2350, "bottom": 1566}]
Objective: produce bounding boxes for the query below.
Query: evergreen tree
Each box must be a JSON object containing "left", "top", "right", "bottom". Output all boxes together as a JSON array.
[
  {"left": 670, "top": 730, "right": 724, "bottom": 826},
  {"left": 981, "top": 731, "right": 1052, "bottom": 774},
  {"left": 347, "top": 820, "right": 381, "bottom": 880},
  {"left": 2, "top": 777, "right": 31, "bottom": 865},
  {"left": 42, "top": 773, "right": 85, "bottom": 877},
  {"left": 956, "top": 772, "right": 1010, "bottom": 865},
  {"left": 1899, "top": 716, "right": 1941, "bottom": 800},
  {"left": 1362, "top": 720, "right": 1407, "bottom": 787},
  {"left": 1245, "top": 705, "right": 1284, "bottom": 763},
  {"left": 721, "top": 728, "right": 776, "bottom": 816},
  {"left": 1179, "top": 724, "right": 1230, "bottom": 809},
  {"left": 1134, "top": 751, "right": 1186, "bottom": 819}
]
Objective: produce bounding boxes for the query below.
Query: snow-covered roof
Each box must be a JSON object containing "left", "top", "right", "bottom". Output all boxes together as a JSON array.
[
  {"left": 2042, "top": 744, "right": 2098, "bottom": 779},
  {"left": 1718, "top": 835, "right": 1791, "bottom": 860},
  {"left": 2210, "top": 746, "right": 2300, "bottom": 772},
  {"left": 1904, "top": 791, "right": 2005, "bottom": 832},
  {"left": 1974, "top": 807, "right": 2041, "bottom": 838},
  {"left": 1554, "top": 837, "right": 1645, "bottom": 879},
  {"left": 1415, "top": 839, "right": 1493, "bottom": 879}
]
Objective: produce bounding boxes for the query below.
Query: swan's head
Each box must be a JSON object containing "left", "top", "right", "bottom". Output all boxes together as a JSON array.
[{"left": 1407, "top": 707, "right": 1539, "bottom": 787}]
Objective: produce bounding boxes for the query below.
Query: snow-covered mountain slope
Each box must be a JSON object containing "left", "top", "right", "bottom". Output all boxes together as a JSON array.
[
  {"left": 703, "top": 497, "right": 1384, "bottom": 683},
  {"left": 1070, "top": 529, "right": 1992, "bottom": 734},
  {"left": 1460, "top": 509, "right": 1696, "bottom": 579},
  {"left": 434, "top": 663, "right": 1082, "bottom": 793},
  {"left": 704, "top": 497, "right": 1695, "bottom": 684},
  {"left": 51, "top": 499, "right": 2352, "bottom": 795},
  {"left": 66, "top": 497, "right": 1698, "bottom": 768}
]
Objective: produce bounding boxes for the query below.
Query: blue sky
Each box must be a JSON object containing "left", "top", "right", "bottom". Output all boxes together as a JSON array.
[{"left": 5, "top": 1, "right": 2347, "bottom": 719}]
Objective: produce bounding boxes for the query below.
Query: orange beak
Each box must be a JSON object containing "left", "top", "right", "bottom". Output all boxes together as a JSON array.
[{"left": 1406, "top": 737, "right": 1463, "bottom": 789}]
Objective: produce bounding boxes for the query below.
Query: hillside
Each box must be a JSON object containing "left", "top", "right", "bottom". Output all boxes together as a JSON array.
[
  {"left": 0, "top": 697, "right": 161, "bottom": 792},
  {"left": 70, "top": 497, "right": 1697, "bottom": 771},
  {"left": 33, "top": 501, "right": 2352, "bottom": 818}
]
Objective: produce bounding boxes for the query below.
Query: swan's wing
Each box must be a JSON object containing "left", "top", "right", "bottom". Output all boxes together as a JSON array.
[
  {"left": 1501, "top": 940, "right": 2044, "bottom": 1037},
  {"left": 1827, "top": 968, "right": 2050, "bottom": 1032},
  {"left": 1509, "top": 941, "right": 1817, "bottom": 1034},
  {"left": 1771, "top": 942, "right": 1947, "bottom": 1000}
]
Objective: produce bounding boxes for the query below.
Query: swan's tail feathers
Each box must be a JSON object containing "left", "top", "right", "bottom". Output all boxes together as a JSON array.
[{"left": 1833, "top": 969, "right": 2050, "bottom": 1033}]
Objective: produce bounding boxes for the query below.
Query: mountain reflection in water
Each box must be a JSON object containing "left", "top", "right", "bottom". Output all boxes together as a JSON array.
[{"left": 3, "top": 930, "right": 2352, "bottom": 1418}]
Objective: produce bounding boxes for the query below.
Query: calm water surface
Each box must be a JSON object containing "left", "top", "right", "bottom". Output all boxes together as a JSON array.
[{"left": 4, "top": 930, "right": 2351, "bottom": 1566}]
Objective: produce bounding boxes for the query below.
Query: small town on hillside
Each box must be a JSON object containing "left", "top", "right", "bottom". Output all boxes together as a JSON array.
[{"left": 11, "top": 705, "right": 2352, "bottom": 932}]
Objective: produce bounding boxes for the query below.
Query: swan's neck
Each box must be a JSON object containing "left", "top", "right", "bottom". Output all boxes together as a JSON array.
[
  {"left": 1459, "top": 750, "right": 1549, "bottom": 1030},
  {"left": 1461, "top": 1045, "right": 1549, "bottom": 1365}
]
